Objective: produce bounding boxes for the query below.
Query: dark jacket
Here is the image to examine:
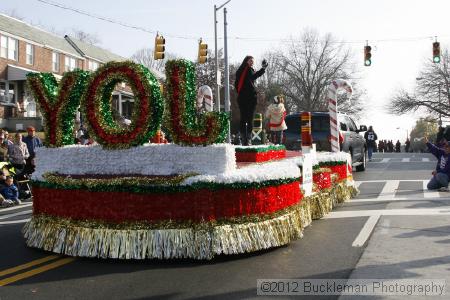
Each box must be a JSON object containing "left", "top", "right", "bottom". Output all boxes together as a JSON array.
[
  {"left": 364, "top": 130, "right": 378, "bottom": 147},
  {"left": 1, "top": 184, "right": 18, "bottom": 201},
  {"left": 234, "top": 66, "right": 265, "bottom": 107},
  {"left": 427, "top": 142, "right": 450, "bottom": 177},
  {"left": 22, "top": 135, "right": 42, "bottom": 158}
]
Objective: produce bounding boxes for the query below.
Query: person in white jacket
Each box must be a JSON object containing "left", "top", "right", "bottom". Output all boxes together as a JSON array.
[{"left": 265, "top": 95, "right": 287, "bottom": 144}]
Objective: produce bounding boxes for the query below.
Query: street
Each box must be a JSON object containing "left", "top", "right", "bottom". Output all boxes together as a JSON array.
[{"left": 0, "top": 152, "right": 449, "bottom": 299}]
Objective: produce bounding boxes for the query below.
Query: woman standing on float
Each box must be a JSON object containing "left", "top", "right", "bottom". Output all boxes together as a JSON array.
[{"left": 234, "top": 56, "right": 267, "bottom": 145}]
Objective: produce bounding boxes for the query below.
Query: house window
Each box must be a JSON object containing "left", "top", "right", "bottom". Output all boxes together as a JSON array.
[
  {"left": 88, "top": 60, "right": 99, "bottom": 71},
  {"left": 7, "top": 37, "right": 17, "bottom": 60},
  {"left": 0, "top": 36, "right": 6, "bottom": 58},
  {"left": 0, "top": 82, "right": 15, "bottom": 103},
  {"left": 0, "top": 36, "right": 18, "bottom": 60},
  {"left": 64, "top": 56, "right": 77, "bottom": 71},
  {"left": 52, "top": 52, "right": 60, "bottom": 72},
  {"left": 26, "top": 43, "right": 34, "bottom": 65}
]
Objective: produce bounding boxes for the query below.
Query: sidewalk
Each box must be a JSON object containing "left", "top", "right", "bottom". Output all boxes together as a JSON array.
[{"left": 340, "top": 215, "right": 450, "bottom": 299}]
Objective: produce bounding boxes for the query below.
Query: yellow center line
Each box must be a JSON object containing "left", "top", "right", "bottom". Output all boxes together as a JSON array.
[
  {"left": 0, "top": 255, "right": 60, "bottom": 277},
  {"left": 0, "top": 257, "right": 76, "bottom": 286}
]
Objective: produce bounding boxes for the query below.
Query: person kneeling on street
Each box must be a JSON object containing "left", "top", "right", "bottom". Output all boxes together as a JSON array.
[{"left": 425, "top": 136, "right": 450, "bottom": 191}]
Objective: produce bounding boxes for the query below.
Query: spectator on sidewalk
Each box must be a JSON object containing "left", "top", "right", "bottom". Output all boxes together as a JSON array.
[
  {"left": 395, "top": 140, "right": 401, "bottom": 152},
  {"left": 1, "top": 176, "right": 20, "bottom": 205},
  {"left": 425, "top": 136, "right": 450, "bottom": 191},
  {"left": 9, "top": 133, "right": 29, "bottom": 170},
  {"left": 405, "top": 138, "right": 411, "bottom": 153},
  {"left": 22, "top": 126, "right": 42, "bottom": 174},
  {"left": 364, "top": 126, "right": 378, "bottom": 161}
]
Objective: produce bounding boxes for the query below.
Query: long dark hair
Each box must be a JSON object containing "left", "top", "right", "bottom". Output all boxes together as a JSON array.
[{"left": 234, "top": 56, "right": 253, "bottom": 90}]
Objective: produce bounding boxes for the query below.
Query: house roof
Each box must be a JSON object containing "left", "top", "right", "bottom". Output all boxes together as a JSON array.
[
  {"left": 0, "top": 14, "right": 126, "bottom": 63},
  {"left": 0, "top": 13, "right": 82, "bottom": 58},
  {"left": 0, "top": 14, "right": 164, "bottom": 79},
  {"left": 64, "top": 35, "right": 126, "bottom": 63}
]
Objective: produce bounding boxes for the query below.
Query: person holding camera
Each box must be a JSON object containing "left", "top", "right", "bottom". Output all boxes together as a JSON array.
[{"left": 234, "top": 56, "right": 268, "bottom": 146}]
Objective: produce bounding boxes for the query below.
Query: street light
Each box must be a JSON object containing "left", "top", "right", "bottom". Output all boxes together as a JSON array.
[
  {"left": 214, "top": 0, "right": 231, "bottom": 112},
  {"left": 396, "top": 127, "right": 409, "bottom": 140}
]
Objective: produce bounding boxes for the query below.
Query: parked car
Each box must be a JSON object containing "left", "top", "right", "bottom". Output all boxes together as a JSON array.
[
  {"left": 283, "top": 112, "right": 368, "bottom": 171},
  {"left": 410, "top": 137, "right": 427, "bottom": 153}
]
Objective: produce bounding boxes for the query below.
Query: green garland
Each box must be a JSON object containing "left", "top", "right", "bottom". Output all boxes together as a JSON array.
[
  {"left": 318, "top": 161, "right": 346, "bottom": 167},
  {"left": 26, "top": 70, "right": 90, "bottom": 147},
  {"left": 81, "top": 61, "right": 164, "bottom": 149},
  {"left": 33, "top": 173, "right": 301, "bottom": 194},
  {"left": 235, "top": 145, "right": 286, "bottom": 153},
  {"left": 164, "top": 59, "right": 229, "bottom": 145}
]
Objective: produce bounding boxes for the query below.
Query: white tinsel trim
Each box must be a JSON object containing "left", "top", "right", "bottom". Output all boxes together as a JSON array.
[
  {"left": 316, "top": 151, "right": 352, "bottom": 165},
  {"left": 33, "top": 143, "right": 237, "bottom": 181},
  {"left": 182, "top": 160, "right": 300, "bottom": 185}
]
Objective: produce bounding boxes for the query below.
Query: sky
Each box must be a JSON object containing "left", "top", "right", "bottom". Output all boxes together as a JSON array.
[{"left": 1, "top": 0, "right": 449, "bottom": 142}]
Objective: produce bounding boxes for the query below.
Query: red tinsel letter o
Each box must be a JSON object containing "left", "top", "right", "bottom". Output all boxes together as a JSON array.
[{"left": 81, "top": 61, "right": 164, "bottom": 149}]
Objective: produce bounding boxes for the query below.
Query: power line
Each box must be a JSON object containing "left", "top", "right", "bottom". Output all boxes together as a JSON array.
[{"left": 37, "top": 0, "right": 450, "bottom": 44}]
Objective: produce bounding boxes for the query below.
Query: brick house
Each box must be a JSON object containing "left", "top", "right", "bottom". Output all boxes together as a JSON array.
[{"left": 0, "top": 13, "right": 147, "bottom": 131}]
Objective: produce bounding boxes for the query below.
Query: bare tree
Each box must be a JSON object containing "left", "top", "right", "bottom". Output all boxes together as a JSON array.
[
  {"left": 262, "top": 29, "right": 366, "bottom": 116},
  {"left": 4, "top": 9, "right": 24, "bottom": 20},
  {"left": 388, "top": 49, "right": 450, "bottom": 118},
  {"left": 71, "top": 29, "right": 101, "bottom": 45},
  {"left": 131, "top": 47, "right": 177, "bottom": 74}
]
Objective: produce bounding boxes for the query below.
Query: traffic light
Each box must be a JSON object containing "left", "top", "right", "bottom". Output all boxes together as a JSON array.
[
  {"left": 198, "top": 39, "right": 208, "bottom": 64},
  {"left": 154, "top": 34, "right": 165, "bottom": 60},
  {"left": 364, "top": 45, "right": 372, "bottom": 66},
  {"left": 433, "top": 42, "right": 441, "bottom": 63}
]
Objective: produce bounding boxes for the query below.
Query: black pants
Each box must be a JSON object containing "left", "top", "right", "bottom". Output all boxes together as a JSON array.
[{"left": 238, "top": 99, "right": 256, "bottom": 145}]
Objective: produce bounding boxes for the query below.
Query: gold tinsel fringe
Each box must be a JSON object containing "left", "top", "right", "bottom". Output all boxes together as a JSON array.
[
  {"left": 23, "top": 208, "right": 305, "bottom": 260},
  {"left": 22, "top": 183, "right": 358, "bottom": 260}
]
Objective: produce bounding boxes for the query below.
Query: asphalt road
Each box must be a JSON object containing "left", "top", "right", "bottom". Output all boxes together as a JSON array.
[{"left": 0, "top": 152, "right": 443, "bottom": 300}]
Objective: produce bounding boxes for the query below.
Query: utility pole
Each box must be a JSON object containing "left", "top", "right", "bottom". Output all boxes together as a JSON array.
[
  {"left": 214, "top": 0, "right": 231, "bottom": 113},
  {"left": 213, "top": 5, "right": 220, "bottom": 112}
]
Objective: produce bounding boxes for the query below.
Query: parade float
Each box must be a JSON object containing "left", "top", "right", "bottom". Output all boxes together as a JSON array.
[{"left": 23, "top": 60, "right": 357, "bottom": 260}]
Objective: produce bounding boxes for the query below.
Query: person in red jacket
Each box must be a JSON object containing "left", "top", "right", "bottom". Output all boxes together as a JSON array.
[{"left": 234, "top": 56, "right": 267, "bottom": 145}]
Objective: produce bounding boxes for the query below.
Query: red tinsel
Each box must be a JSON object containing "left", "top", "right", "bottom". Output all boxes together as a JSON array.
[
  {"left": 169, "top": 67, "right": 215, "bottom": 144},
  {"left": 313, "top": 171, "right": 332, "bottom": 190},
  {"left": 29, "top": 75, "right": 76, "bottom": 146},
  {"left": 32, "top": 181, "right": 303, "bottom": 223},
  {"left": 327, "top": 164, "right": 348, "bottom": 181},
  {"left": 85, "top": 66, "right": 151, "bottom": 145},
  {"left": 235, "top": 150, "right": 286, "bottom": 162}
]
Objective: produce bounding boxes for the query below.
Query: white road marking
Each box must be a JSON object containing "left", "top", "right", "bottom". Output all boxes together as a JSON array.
[
  {"left": 324, "top": 208, "right": 450, "bottom": 218},
  {"left": 352, "top": 215, "right": 380, "bottom": 247},
  {"left": 0, "top": 203, "right": 32, "bottom": 212},
  {"left": 376, "top": 180, "right": 400, "bottom": 201},
  {"left": 0, "top": 218, "right": 30, "bottom": 225},
  {"left": 0, "top": 210, "right": 32, "bottom": 220},
  {"left": 370, "top": 158, "right": 434, "bottom": 163},
  {"left": 357, "top": 179, "right": 427, "bottom": 183},
  {"left": 423, "top": 180, "right": 440, "bottom": 199}
]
